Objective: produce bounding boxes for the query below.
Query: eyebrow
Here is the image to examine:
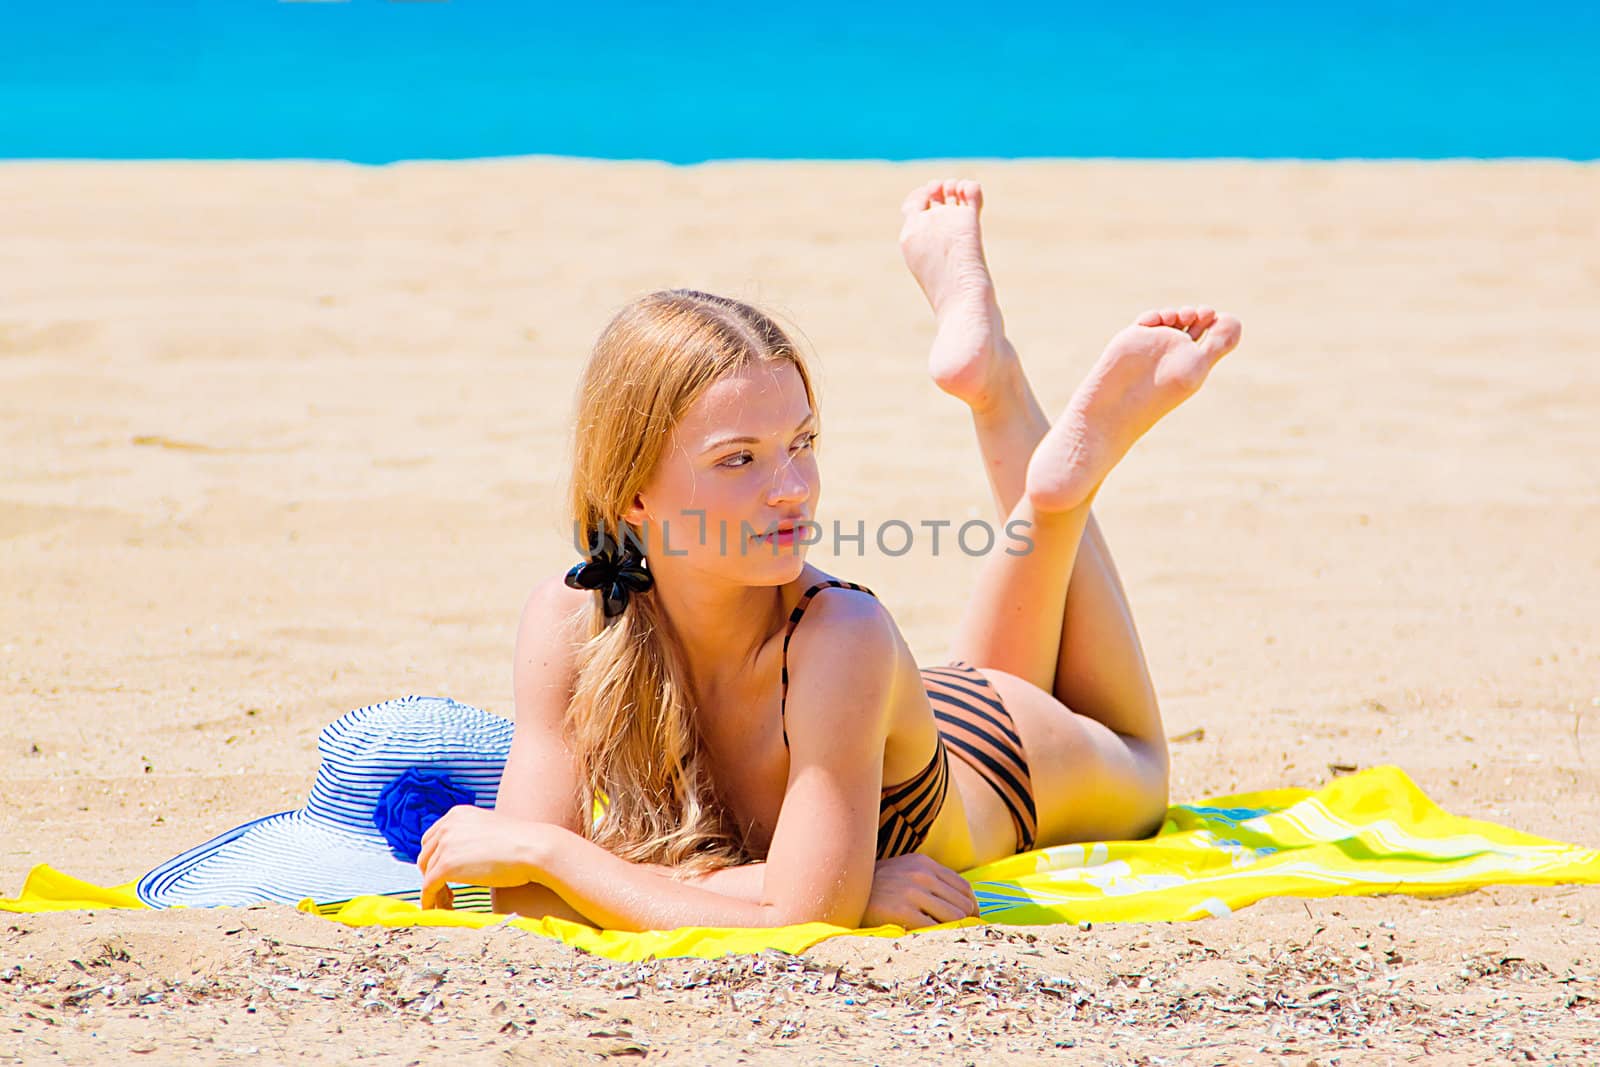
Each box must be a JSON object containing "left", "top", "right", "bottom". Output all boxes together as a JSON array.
[{"left": 700, "top": 412, "right": 817, "bottom": 455}]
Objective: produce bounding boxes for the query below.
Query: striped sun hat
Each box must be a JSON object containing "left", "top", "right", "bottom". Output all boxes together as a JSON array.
[{"left": 136, "top": 695, "right": 516, "bottom": 909}]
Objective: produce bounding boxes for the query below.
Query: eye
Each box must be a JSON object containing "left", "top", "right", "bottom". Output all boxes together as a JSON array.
[{"left": 717, "top": 432, "right": 816, "bottom": 469}]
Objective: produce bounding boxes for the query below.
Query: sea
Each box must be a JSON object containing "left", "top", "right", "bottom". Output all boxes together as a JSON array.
[{"left": 2, "top": 0, "right": 1597, "bottom": 162}]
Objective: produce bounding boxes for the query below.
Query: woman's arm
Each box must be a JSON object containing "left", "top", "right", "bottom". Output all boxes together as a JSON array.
[
  {"left": 438, "top": 843, "right": 978, "bottom": 929},
  {"left": 533, "top": 591, "right": 900, "bottom": 930},
  {"left": 645, "top": 860, "right": 766, "bottom": 899},
  {"left": 490, "top": 880, "right": 594, "bottom": 925},
  {"left": 484, "top": 573, "right": 600, "bottom": 926},
  {"left": 522, "top": 827, "right": 803, "bottom": 930},
  {"left": 498, "top": 859, "right": 765, "bottom": 921},
  {"left": 663, "top": 856, "right": 982, "bottom": 929},
  {"left": 422, "top": 575, "right": 960, "bottom": 927}
]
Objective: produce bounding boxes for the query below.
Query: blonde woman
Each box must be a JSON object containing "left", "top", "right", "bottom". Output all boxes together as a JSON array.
[{"left": 416, "top": 180, "right": 1243, "bottom": 930}]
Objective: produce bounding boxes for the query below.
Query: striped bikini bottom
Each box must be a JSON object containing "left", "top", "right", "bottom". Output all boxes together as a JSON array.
[{"left": 877, "top": 660, "right": 1039, "bottom": 859}]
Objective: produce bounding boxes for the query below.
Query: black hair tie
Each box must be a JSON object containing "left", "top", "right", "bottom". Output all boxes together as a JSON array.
[{"left": 565, "top": 527, "right": 653, "bottom": 619}]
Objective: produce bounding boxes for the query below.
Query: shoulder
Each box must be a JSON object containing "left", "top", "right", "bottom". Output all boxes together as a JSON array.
[
  {"left": 521, "top": 567, "right": 591, "bottom": 630},
  {"left": 786, "top": 572, "right": 899, "bottom": 657},
  {"left": 783, "top": 582, "right": 904, "bottom": 738},
  {"left": 790, "top": 579, "right": 891, "bottom": 639},
  {"left": 511, "top": 569, "right": 592, "bottom": 718},
  {"left": 518, "top": 568, "right": 592, "bottom": 647}
]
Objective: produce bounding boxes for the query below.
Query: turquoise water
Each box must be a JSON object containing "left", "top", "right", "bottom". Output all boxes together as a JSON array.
[{"left": 3, "top": 0, "right": 1597, "bottom": 162}]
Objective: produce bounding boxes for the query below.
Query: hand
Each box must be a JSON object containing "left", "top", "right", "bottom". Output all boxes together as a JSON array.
[
  {"left": 415, "top": 805, "right": 548, "bottom": 911},
  {"left": 861, "top": 853, "right": 980, "bottom": 929}
]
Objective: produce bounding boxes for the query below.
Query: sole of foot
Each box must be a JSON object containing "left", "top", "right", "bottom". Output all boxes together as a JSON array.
[
  {"left": 898, "top": 178, "right": 1020, "bottom": 413},
  {"left": 1024, "top": 306, "right": 1243, "bottom": 513}
]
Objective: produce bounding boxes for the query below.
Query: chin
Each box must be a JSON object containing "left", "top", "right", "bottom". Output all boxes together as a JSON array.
[{"left": 741, "top": 544, "right": 808, "bottom": 582}]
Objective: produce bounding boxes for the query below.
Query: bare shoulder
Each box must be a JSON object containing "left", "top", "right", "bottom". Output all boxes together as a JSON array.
[
  {"left": 500, "top": 570, "right": 592, "bottom": 829},
  {"left": 519, "top": 567, "right": 591, "bottom": 635},
  {"left": 511, "top": 568, "right": 592, "bottom": 725},
  {"left": 783, "top": 582, "right": 907, "bottom": 721},
  {"left": 792, "top": 579, "right": 895, "bottom": 639}
]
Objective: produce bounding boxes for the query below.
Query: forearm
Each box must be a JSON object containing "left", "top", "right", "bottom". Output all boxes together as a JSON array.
[
  {"left": 493, "top": 863, "right": 771, "bottom": 925},
  {"left": 534, "top": 828, "right": 814, "bottom": 932},
  {"left": 491, "top": 881, "right": 599, "bottom": 927},
  {"left": 644, "top": 860, "right": 768, "bottom": 902}
]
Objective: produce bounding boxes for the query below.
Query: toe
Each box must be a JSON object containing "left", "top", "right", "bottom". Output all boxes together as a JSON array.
[
  {"left": 956, "top": 179, "right": 983, "bottom": 210},
  {"left": 1177, "top": 306, "right": 1198, "bottom": 328},
  {"left": 1160, "top": 309, "right": 1180, "bottom": 328},
  {"left": 1198, "top": 313, "right": 1243, "bottom": 362},
  {"left": 1136, "top": 309, "right": 1163, "bottom": 327},
  {"left": 901, "top": 180, "right": 941, "bottom": 216},
  {"left": 1187, "top": 305, "right": 1216, "bottom": 341},
  {"left": 940, "top": 178, "right": 959, "bottom": 203}
]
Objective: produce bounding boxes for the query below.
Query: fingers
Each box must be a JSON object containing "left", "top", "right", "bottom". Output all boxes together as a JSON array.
[
  {"left": 907, "top": 854, "right": 981, "bottom": 918},
  {"left": 908, "top": 887, "right": 969, "bottom": 925},
  {"left": 864, "top": 853, "right": 982, "bottom": 929},
  {"left": 420, "top": 872, "right": 447, "bottom": 911},
  {"left": 948, "top": 866, "right": 980, "bottom": 913},
  {"left": 936, "top": 858, "right": 979, "bottom": 914},
  {"left": 417, "top": 819, "right": 446, "bottom": 908},
  {"left": 922, "top": 882, "right": 977, "bottom": 923},
  {"left": 416, "top": 806, "right": 456, "bottom": 872},
  {"left": 416, "top": 830, "right": 438, "bottom": 873}
]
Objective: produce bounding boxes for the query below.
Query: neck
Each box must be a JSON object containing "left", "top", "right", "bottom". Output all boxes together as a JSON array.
[{"left": 648, "top": 568, "right": 791, "bottom": 707}]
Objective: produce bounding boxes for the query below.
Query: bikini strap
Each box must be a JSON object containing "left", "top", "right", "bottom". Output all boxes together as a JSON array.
[{"left": 780, "top": 580, "right": 878, "bottom": 748}]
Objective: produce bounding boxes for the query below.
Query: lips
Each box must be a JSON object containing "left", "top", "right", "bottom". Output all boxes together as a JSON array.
[{"left": 754, "top": 518, "right": 809, "bottom": 541}]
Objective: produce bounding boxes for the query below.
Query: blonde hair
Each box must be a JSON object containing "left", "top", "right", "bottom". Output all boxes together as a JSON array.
[{"left": 564, "top": 289, "right": 818, "bottom": 875}]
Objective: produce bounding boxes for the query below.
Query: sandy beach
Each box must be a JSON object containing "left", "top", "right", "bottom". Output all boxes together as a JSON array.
[{"left": 3, "top": 159, "right": 1598, "bottom": 1063}]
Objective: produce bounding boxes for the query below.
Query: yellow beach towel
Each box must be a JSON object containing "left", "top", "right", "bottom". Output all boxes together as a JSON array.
[{"left": 6, "top": 766, "right": 1597, "bottom": 962}]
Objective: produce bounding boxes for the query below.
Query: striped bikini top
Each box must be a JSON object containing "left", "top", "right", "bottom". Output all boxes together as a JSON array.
[{"left": 778, "top": 580, "right": 951, "bottom": 859}]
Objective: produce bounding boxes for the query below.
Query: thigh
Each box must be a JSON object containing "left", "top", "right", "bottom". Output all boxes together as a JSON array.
[{"left": 978, "top": 668, "right": 1168, "bottom": 847}]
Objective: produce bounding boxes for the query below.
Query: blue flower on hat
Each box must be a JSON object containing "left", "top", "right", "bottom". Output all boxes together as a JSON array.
[{"left": 372, "top": 768, "right": 476, "bottom": 863}]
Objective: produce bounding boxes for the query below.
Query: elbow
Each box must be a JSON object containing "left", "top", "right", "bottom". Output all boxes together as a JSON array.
[
  {"left": 819, "top": 904, "right": 869, "bottom": 931},
  {"left": 763, "top": 898, "right": 867, "bottom": 930},
  {"left": 492, "top": 883, "right": 598, "bottom": 928},
  {"left": 771, "top": 895, "right": 870, "bottom": 927}
]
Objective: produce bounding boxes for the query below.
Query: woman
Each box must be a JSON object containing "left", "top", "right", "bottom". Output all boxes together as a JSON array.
[{"left": 415, "top": 180, "right": 1242, "bottom": 931}]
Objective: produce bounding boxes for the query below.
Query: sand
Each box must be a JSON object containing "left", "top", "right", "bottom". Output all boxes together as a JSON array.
[{"left": 2, "top": 159, "right": 1598, "bottom": 1063}]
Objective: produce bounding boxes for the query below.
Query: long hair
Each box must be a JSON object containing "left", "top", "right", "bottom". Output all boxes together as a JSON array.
[{"left": 564, "top": 289, "right": 818, "bottom": 876}]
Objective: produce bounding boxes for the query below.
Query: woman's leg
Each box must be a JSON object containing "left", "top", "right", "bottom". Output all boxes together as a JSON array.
[{"left": 898, "top": 180, "right": 1241, "bottom": 800}]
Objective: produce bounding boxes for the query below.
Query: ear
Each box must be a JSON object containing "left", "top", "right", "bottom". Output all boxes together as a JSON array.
[{"left": 621, "top": 493, "right": 648, "bottom": 528}]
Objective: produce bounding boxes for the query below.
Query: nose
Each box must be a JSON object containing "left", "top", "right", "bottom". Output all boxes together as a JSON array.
[{"left": 768, "top": 452, "right": 812, "bottom": 505}]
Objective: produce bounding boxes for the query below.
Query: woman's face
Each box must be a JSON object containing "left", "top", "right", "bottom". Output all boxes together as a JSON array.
[{"left": 624, "top": 360, "right": 819, "bottom": 586}]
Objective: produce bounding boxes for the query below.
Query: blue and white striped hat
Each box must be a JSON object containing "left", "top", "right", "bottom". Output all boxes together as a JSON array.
[{"left": 136, "top": 695, "right": 515, "bottom": 909}]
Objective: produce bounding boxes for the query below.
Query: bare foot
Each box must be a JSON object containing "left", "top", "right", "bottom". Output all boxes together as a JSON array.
[
  {"left": 898, "top": 178, "right": 1019, "bottom": 413},
  {"left": 1025, "top": 307, "right": 1243, "bottom": 512}
]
